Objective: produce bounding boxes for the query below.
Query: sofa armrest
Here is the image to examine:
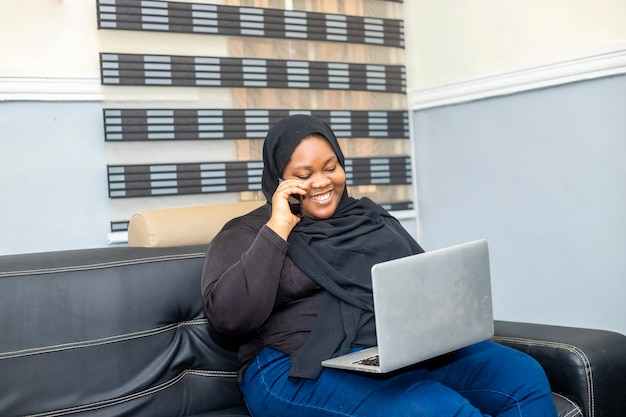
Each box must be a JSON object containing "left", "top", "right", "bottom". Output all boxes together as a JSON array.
[
  {"left": 128, "top": 201, "right": 263, "bottom": 247},
  {"left": 493, "top": 320, "right": 626, "bottom": 417}
]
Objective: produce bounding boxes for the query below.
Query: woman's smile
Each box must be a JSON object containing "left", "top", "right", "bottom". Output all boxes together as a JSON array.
[{"left": 309, "top": 190, "right": 333, "bottom": 203}]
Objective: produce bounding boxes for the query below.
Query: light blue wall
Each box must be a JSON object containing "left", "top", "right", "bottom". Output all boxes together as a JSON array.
[
  {"left": 0, "top": 102, "right": 110, "bottom": 255},
  {"left": 412, "top": 75, "right": 626, "bottom": 335}
]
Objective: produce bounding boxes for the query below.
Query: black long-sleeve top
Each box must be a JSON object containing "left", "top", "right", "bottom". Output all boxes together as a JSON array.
[{"left": 201, "top": 224, "right": 324, "bottom": 380}]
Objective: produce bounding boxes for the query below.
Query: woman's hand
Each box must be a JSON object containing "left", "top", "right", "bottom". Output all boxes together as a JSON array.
[{"left": 266, "top": 179, "right": 308, "bottom": 240}]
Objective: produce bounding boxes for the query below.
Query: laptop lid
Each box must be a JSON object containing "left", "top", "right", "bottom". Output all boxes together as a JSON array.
[{"left": 321, "top": 239, "right": 494, "bottom": 373}]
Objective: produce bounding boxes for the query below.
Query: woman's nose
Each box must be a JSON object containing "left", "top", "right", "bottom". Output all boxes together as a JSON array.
[{"left": 310, "top": 174, "right": 331, "bottom": 189}]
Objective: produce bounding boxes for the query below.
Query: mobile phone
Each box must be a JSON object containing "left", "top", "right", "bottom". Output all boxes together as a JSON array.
[
  {"left": 287, "top": 193, "right": 303, "bottom": 217},
  {"left": 279, "top": 178, "right": 303, "bottom": 217}
]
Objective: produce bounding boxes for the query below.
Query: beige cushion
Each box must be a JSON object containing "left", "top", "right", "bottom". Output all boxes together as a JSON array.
[{"left": 127, "top": 201, "right": 264, "bottom": 248}]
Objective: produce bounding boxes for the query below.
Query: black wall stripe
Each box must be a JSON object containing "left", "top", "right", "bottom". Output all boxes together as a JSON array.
[
  {"left": 97, "top": 0, "right": 404, "bottom": 48},
  {"left": 107, "top": 157, "right": 411, "bottom": 198},
  {"left": 103, "top": 109, "right": 409, "bottom": 141},
  {"left": 110, "top": 221, "right": 129, "bottom": 233},
  {"left": 100, "top": 53, "right": 406, "bottom": 93}
]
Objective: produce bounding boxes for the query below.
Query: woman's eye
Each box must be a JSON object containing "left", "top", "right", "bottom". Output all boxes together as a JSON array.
[{"left": 326, "top": 166, "right": 337, "bottom": 172}]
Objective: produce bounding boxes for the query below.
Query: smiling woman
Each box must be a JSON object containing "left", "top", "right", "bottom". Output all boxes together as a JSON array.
[{"left": 200, "top": 114, "right": 558, "bottom": 417}]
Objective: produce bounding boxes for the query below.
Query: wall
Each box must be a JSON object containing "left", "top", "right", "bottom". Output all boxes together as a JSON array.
[
  {"left": 0, "top": 1, "right": 108, "bottom": 254},
  {"left": 404, "top": 0, "right": 626, "bottom": 334},
  {"left": 403, "top": 0, "right": 626, "bottom": 88},
  {"left": 0, "top": 102, "right": 110, "bottom": 255},
  {"left": 412, "top": 75, "right": 626, "bottom": 335}
]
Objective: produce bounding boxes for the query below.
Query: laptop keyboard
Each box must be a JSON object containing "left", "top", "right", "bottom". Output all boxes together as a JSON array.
[{"left": 354, "top": 355, "right": 380, "bottom": 367}]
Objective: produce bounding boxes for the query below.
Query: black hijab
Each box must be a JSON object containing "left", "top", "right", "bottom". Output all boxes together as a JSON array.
[{"left": 254, "top": 114, "right": 423, "bottom": 378}]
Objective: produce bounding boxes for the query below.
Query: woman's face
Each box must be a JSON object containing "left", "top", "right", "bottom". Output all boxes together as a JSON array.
[{"left": 281, "top": 134, "right": 346, "bottom": 220}]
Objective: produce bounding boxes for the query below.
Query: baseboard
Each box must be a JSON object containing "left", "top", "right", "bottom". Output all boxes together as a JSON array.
[{"left": 408, "top": 47, "right": 626, "bottom": 111}]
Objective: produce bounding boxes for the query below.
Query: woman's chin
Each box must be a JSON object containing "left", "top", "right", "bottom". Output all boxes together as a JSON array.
[{"left": 304, "top": 204, "right": 337, "bottom": 220}]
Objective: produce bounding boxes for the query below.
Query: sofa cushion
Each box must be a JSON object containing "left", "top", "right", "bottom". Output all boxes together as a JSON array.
[{"left": 128, "top": 201, "right": 263, "bottom": 248}]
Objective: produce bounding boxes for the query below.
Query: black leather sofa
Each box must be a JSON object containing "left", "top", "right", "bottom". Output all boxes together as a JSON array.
[{"left": 1, "top": 244, "right": 625, "bottom": 417}]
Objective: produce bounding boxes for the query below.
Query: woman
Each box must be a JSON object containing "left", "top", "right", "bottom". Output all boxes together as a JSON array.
[{"left": 201, "top": 114, "right": 557, "bottom": 416}]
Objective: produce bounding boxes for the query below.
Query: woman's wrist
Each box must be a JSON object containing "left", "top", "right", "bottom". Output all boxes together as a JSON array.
[{"left": 265, "top": 217, "right": 295, "bottom": 241}]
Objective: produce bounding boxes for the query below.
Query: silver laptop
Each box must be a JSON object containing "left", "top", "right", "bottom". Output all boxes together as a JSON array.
[{"left": 321, "top": 239, "right": 494, "bottom": 373}]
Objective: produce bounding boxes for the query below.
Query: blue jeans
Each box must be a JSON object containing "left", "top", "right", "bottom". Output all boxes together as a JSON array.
[{"left": 240, "top": 341, "right": 557, "bottom": 417}]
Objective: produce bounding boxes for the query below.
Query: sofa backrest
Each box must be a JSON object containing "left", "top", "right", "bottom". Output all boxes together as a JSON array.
[
  {"left": 0, "top": 245, "right": 247, "bottom": 417},
  {"left": 128, "top": 201, "right": 264, "bottom": 247}
]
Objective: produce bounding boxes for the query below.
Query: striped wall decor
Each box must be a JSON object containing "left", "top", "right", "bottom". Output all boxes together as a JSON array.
[
  {"left": 103, "top": 109, "right": 409, "bottom": 141},
  {"left": 99, "top": 1, "right": 411, "bottom": 239},
  {"left": 97, "top": 0, "right": 404, "bottom": 48},
  {"left": 100, "top": 53, "right": 406, "bottom": 93},
  {"left": 107, "top": 157, "right": 412, "bottom": 198}
]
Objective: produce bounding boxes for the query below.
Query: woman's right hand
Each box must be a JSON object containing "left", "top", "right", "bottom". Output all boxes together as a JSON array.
[{"left": 266, "top": 179, "right": 308, "bottom": 240}]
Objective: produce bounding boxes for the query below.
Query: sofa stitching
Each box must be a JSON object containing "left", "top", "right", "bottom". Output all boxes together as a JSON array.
[
  {"left": 23, "top": 368, "right": 237, "bottom": 417},
  {"left": 0, "top": 318, "right": 209, "bottom": 360},
  {"left": 188, "top": 369, "right": 238, "bottom": 377},
  {"left": 492, "top": 336, "right": 593, "bottom": 417},
  {"left": 552, "top": 392, "right": 584, "bottom": 417},
  {"left": 0, "top": 252, "right": 206, "bottom": 277}
]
